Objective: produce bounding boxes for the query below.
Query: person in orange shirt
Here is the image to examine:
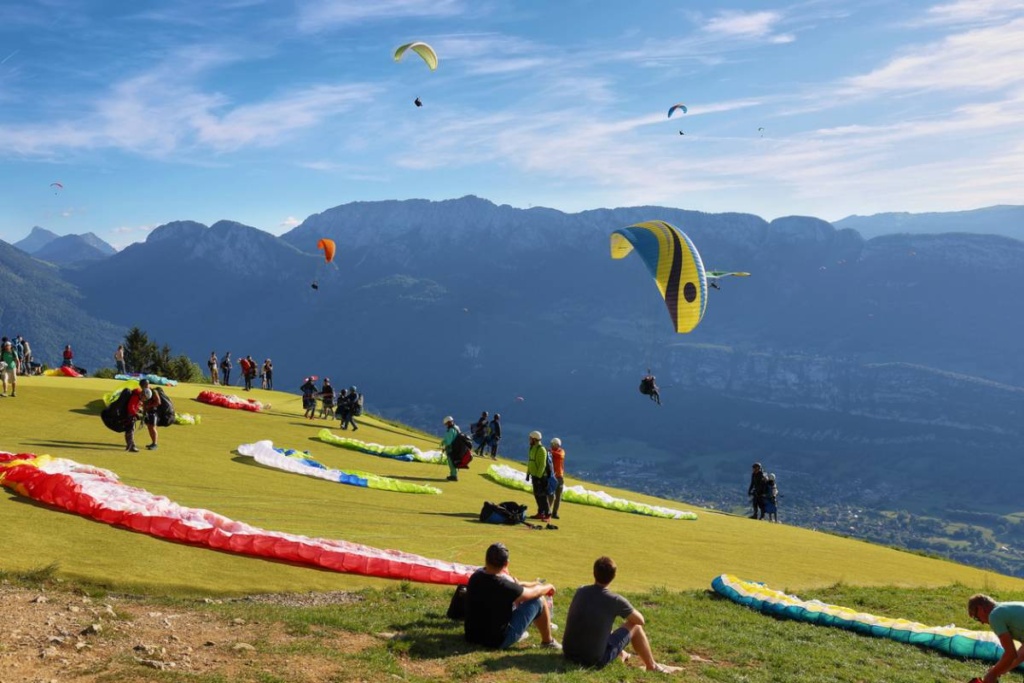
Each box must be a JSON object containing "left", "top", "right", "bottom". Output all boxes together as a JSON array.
[{"left": 550, "top": 438, "right": 566, "bottom": 519}]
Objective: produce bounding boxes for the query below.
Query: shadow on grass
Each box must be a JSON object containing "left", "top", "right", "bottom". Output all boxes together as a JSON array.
[
  {"left": 24, "top": 439, "right": 124, "bottom": 451},
  {"left": 419, "top": 512, "right": 480, "bottom": 521},
  {"left": 69, "top": 398, "right": 108, "bottom": 416},
  {"left": 390, "top": 616, "right": 565, "bottom": 674}
]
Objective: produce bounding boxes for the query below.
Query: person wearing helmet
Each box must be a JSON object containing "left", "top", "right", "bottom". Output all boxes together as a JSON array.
[
  {"left": 441, "top": 416, "right": 460, "bottom": 481},
  {"left": 486, "top": 413, "right": 502, "bottom": 459},
  {"left": 526, "top": 431, "right": 552, "bottom": 520},
  {"left": 124, "top": 379, "right": 161, "bottom": 452},
  {"left": 550, "top": 438, "right": 566, "bottom": 519}
]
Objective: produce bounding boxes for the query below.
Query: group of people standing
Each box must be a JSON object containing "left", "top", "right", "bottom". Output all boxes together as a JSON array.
[
  {"left": 527, "top": 431, "right": 566, "bottom": 522},
  {"left": 470, "top": 411, "right": 502, "bottom": 459},
  {"left": 209, "top": 352, "right": 273, "bottom": 390},
  {"left": 747, "top": 462, "right": 780, "bottom": 522},
  {"left": 462, "top": 543, "right": 681, "bottom": 673},
  {"left": 300, "top": 376, "right": 363, "bottom": 429}
]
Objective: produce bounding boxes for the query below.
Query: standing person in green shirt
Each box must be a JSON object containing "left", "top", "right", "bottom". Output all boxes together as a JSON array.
[
  {"left": 967, "top": 594, "right": 1024, "bottom": 682},
  {"left": 526, "top": 431, "right": 551, "bottom": 520},
  {"left": 441, "top": 416, "right": 460, "bottom": 482},
  {"left": 0, "top": 340, "right": 17, "bottom": 397}
]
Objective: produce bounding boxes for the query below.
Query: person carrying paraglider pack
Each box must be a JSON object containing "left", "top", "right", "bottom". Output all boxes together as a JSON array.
[
  {"left": 300, "top": 376, "right": 318, "bottom": 420},
  {"left": 319, "top": 378, "right": 336, "bottom": 419},
  {"left": 526, "top": 431, "right": 552, "bottom": 521},
  {"left": 472, "top": 411, "right": 489, "bottom": 455},
  {"left": 441, "top": 416, "right": 461, "bottom": 482},
  {"left": 639, "top": 370, "right": 661, "bottom": 405},
  {"left": 125, "top": 378, "right": 162, "bottom": 452},
  {"left": 341, "top": 386, "right": 362, "bottom": 431},
  {"left": 220, "top": 352, "right": 233, "bottom": 386},
  {"left": 747, "top": 462, "right": 770, "bottom": 520}
]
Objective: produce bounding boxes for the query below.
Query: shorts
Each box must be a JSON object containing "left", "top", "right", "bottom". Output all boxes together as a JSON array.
[
  {"left": 143, "top": 411, "right": 158, "bottom": 426},
  {"left": 302, "top": 398, "right": 316, "bottom": 410},
  {"left": 1, "top": 367, "right": 16, "bottom": 383},
  {"left": 499, "top": 597, "right": 543, "bottom": 649},
  {"left": 567, "top": 627, "right": 632, "bottom": 669}
]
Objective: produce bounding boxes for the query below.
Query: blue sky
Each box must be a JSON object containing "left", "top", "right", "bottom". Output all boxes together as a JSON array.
[{"left": 1, "top": 0, "right": 1023, "bottom": 248}]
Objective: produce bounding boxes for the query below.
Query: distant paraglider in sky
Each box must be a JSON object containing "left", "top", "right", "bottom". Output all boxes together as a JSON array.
[
  {"left": 758, "top": 127, "right": 765, "bottom": 137},
  {"left": 394, "top": 42, "right": 438, "bottom": 71},
  {"left": 50, "top": 181, "right": 63, "bottom": 195},
  {"left": 706, "top": 270, "right": 751, "bottom": 290},
  {"left": 414, "top": 97, "right": 422, "bottom": 107},
  {"left": 667, "top": 103, "right": 687, "bottom": 118},
  {"left": 610, "top": 220, "right": 707, "bottom": 334},
  {"left": 678, "top": 131, "right": 685, "bottom": 136},
  {"left": 317, "top": 238, "right": 336, "bottom": 264}
]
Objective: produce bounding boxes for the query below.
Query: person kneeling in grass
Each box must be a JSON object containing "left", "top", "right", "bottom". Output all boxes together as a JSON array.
[
  {"left": 464, "top": 542, "right": 561, "bottom": 651},
  {"left": 563, "top": 556, "right": 682, "bottom": 673},
  {"left": 967, "top": 594, "right": 1024, "bottom": 682}
]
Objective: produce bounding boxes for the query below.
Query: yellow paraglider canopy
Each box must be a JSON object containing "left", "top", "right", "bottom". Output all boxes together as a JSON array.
[
  {"left": 610, "top": 220, "right": 707, "bottom": 334},
  {"left": 394, "top": 42, "right": 438, "bottom": 71}
]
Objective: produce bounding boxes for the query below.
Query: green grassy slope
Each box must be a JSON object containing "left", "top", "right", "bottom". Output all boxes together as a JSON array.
[{"left": 2, "top": 376, "right": 1022, "bottom": 597}]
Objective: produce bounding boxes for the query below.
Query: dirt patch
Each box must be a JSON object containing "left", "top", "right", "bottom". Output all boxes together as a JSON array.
[{"left": 0, "top": 583, "right": 378, "bottom": 683}]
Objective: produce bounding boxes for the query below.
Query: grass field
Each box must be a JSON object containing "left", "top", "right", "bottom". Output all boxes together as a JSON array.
[
  {"left": 7, "top": 376, "right": 1024, "bottom": 681},
  {"left": 3, "top": 375, "right": 1022, "bottom": 598}
]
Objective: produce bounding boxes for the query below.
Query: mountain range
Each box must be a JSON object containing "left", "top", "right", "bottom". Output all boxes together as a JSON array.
[
  {"left": 2, "top": 198, "right": 1023, "bottom": 570},
  {"left": 14, "top": 226, "right": 117, "bottom": 266}
]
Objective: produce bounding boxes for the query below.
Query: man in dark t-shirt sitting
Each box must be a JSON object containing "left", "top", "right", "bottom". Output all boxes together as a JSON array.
[
  {"left": 464, "top": 542, "right": 561, "bottom": 650},
  {"left": 563, "top": 556, "right": 682, "bottom": 673}
]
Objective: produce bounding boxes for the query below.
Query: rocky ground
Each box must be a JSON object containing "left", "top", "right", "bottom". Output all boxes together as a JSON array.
[{"left": 0, "top": 582, "right": 397, "bottom": 683}]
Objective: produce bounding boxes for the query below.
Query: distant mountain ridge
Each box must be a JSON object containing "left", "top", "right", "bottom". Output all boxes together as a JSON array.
[
  {"left": 835, "top": 205, "right": 1024, "bottom": 240},
  {"left": 12, "top": 226, "right": 117, "bottom": 266},
  {"left": 9, "top": 196, "right": 1023, "bottom": 545},
  {"left": 14, "top": 226, "right": 59, "bottom": 253}
]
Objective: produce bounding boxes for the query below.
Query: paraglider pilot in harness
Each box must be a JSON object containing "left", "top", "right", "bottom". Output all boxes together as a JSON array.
[{"left": 639, "top": 370, "right": 661, "bottom": 405}]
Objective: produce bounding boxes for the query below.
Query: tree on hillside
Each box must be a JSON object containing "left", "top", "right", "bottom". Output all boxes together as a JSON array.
[{"left": 118, "top": 327, "right": 202, "bottom": 382}]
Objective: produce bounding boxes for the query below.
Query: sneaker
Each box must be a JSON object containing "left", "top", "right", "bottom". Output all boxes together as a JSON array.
[
  {"left": 518, "top": 631, "right": 530, "bottom": 643},
  {"left": 529, "top": 514, "right": 546, "bottom": 520},
  {"left": 541, "top": 639, "right": 562, "bottom": 651},
  {"left": 127, "top": 446, "right": 140, "bottom": 453},
  {"left": 9, "top": 392, "right": 14, "bottom": 397},
  {"left": 146, "top": 443, "right": 158, "bottom": 450},
  {"left": 551, "top": 514, "right": 560, "bottom": 519},
  {"left": 545, "top": 523, "right": 559, "bottom": 530},
  {"left": 446, "top": 476, "right": 458, "bottom": 482}
]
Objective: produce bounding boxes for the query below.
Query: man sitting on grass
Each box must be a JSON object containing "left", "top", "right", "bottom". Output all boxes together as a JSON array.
[
  {"left": 464, "top": 542, "right": 561, "bottom": 651},
  {"left": 563, "top": 556, "right": 682, "bottom": 673}
]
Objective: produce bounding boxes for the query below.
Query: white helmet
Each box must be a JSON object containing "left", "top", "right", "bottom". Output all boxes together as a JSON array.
[
  {"left": 529, "top": 430, "right": 542, "bottom": 441},
  {"left": 442, "top": 416, "right": 454, "bottom": 425},
  {"left": 550, "top": 438, "right": 561, "bottom": 447}
]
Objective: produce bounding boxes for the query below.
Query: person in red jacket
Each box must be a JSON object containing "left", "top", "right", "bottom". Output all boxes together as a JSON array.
[
  {"left": 550, "top": 438, "right": 566, "bottom": 519},
  {"left": 62, "top": 344, "right": 74, "bottom": 368}
]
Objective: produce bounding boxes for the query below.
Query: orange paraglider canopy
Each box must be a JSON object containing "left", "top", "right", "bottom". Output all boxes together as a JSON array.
[{"left": 317, "top": 238, "right": 336, "bottom": 263}]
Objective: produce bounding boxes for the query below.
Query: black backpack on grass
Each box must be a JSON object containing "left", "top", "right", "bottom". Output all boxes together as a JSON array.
[{"left": 479, "top": 501, "right": 528, "bottom": 525}]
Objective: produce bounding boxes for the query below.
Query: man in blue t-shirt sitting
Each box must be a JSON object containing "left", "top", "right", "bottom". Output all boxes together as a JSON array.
[
  {"left": 464, "top": 542, "right": 561, "bottom": 651},
  {"left": 967, "top": 594, "right": 1024, "bottom": 682},
  {"left": 563, "top": 556, "right": 682, "bottom": 673}
]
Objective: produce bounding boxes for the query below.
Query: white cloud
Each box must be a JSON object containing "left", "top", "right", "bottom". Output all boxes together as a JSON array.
[
  {"left": 0, "top": 46, "right": 380, "bottom": 158},
  {"left": 923, "top": 0, "right": 1024, "bottom": 25},
  {"left": 843, "top": 17, "right": 1024, "bottom": 94},
  {"left": 704, "top": 10, "right": 783, "bottom": 38},
  {"left": 297, "top": 0, "right": 464, "bottom": 32},
  {"left": 279, "top": 216, "right": 301, "bottom": 228}
]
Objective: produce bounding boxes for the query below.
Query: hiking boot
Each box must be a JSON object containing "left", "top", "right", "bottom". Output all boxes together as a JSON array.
[
  {"left": 127, "top": 446, "right": 140, "bottom": 453},
  {"left": 551, "top": 514, "right": 560, "bottom": 519},
  {"left": 540, "top": 639, "right": 562, "bottom": 651},
  {"left": 9, "top": 392, "right": 14, "bottom": 397},
  {"left": 446, "top": 476, "right": 458, "bottom": 482},
  {"left": 146, "top": 443, "right": 158, "bottom": 450},
  {"left": 545, "top": 523, "right": 559, "bottom": 530}
]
